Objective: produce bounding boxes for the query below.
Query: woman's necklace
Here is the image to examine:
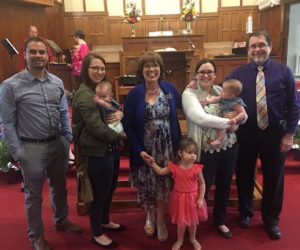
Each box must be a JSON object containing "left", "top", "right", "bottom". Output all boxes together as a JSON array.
[
  {"left": 147, "top": 88, "right": 160, "bottom": 96},
  {"left": 199, "top": 86, "right": 212, "bottom": 99}
]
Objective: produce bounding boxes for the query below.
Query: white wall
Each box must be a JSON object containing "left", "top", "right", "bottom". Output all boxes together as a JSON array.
[
  {"left": 222, "top": 0, "right": 240, "bottom": 7},
  {"left": 202, "top": 0, "right": 218, "bottom": 13},
  {"left": 64, "top": 0, "right": 84, "bottom": 12},
  {"left": 107, "top": 0, "right": 124, "bottom": 16},
  {"left": 287, "top": 3, "right": 300, "bottom": 79},
  {"left": 64, "top": 0, "right": 259, "bottom": 14}
]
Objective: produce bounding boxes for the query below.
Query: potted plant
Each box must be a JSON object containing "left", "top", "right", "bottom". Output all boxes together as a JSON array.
[
  {"left": 291, "top": 125, "right": 300, "bottom": 161},
  {"left": 0, "top": 139, "right": 22, "bottom": 184}
]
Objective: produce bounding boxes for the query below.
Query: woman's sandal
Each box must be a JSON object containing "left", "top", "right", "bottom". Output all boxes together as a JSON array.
[
  {"left": 157, "top": 223, "right": 168, "bottom": 242},
  {"left": 144, "top": 220, "right": 155, "bottom": 237}
]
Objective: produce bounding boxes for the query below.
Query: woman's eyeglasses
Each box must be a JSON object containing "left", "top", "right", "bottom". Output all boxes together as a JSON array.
[
  {"left": 89, "top": 66, "right": 106, "bottom": 72},
  {"left": 144, "top": 63, "right": 159, "bottom": 69},
  {"left": 197, "top": 70, "right": 214, "bottom": 76}
]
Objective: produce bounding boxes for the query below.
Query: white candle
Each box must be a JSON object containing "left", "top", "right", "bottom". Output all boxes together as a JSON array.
[{"left": 246, "top": 15, "right": 253, "bottom": 34}]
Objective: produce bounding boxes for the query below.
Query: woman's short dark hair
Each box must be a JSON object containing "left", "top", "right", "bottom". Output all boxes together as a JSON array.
[
  {"left": 136, "top": 52, "right": 165, "bottom": 82},
  {"left": 194, "top": 58, "right": 217, "bottom": 74},
  {"left": 79, "top": 53, "right": 106, "bottom": 88},
  {"left": 74, "top": 30, "right": 85, "bottom": 40}
]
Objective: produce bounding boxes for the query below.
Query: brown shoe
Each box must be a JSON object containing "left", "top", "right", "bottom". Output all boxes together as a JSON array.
[
  {"left": 55, "top": 219, "right": 83, "bottom": 234},
  {"left": 31, "top": 235, "right": 52, "bottom": 250}
]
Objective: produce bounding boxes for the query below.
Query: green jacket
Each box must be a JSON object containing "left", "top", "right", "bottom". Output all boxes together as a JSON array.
[{"left": 72, "top": 83, "right": 120, "bottom": 157}]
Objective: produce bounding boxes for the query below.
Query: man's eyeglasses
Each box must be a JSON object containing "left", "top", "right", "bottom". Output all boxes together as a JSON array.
[
  {"left": 249, "top": 43, "right": 268, "bottom": 50},
  {"left": 89, "top": 66, "right": 105, "bottom": 72},
  {"left": 197, "top": 70, "right": 214, "bottom": 76}
]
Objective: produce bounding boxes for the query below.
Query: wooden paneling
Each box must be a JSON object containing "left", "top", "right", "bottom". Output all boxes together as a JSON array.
[
  {"left": 159, "top": 51, "right": 193, "bottom": 93},
  {"left": 86, "top": 17, "right": 106, "bottom": 47},
  {"left": 122, "top": 35, "right": 204, "bottom": 53},
  {"left": 61, "top": 6, "right": 262, "bottom": 49},
  {"left": 218, "top": 6, "right": 260, "bottom": 42},
  {"left": 45, "top": 3, "right": 65, "bottom": 49},
  {"left": 105, "top": 62, "right": 120, "bottom": 86},
  {"left": 49, "top": 64, "right": 74, "bottom": 92},
  {"left": 214, "top": 56, "right": 282, "bottom": 84},
  {"left": 195, "top": 14, "right": 219, "bottom": 42},
  {"left": 214, "top": 57, "right": 250, "bottom": 84},
  {"left": 0, "top": 2, "right": 64, "bottom": 81},
  {"left": 17, "top": 0, "right": 54, "bottom": 6},
  {"left": 260, "top": 5, "right": 283, "bottom": 58},
  {"left": 63, "top": 15, "right": 107, "bottom": 48},
  {"left": 0, "top": 3, "right": 290, "bottom": 82},
  {"left": 63, "top": 16, "right": 86, "bottom": 47},
  {"left": 119, "top": 51, "right": 143, "bottom": 75},
  {"left": 0, "top": 3, "right": 15, "bottom": 81}
]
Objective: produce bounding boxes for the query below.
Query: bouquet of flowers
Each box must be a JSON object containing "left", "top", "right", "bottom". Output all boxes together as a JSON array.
[
  {"left": 180, "top": 0, "right": 197, "bottom": 22},
  {"left": 124, "top": 2, "right": 141, "bottom": 24}
]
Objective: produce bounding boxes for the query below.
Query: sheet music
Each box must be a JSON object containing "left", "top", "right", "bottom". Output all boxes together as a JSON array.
[
  {"left": 5, "top": 39, "right": 18, "bottom": 54},
  {"left": 46, "top": 39, "right": 63, "bottom": 54},
  {"left": 1, "top": 38, "right": 19, "bottom": 55}
]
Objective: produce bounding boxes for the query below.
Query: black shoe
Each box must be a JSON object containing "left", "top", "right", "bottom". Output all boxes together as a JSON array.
[
  {"left": 217, "top": 226, "right": 233, "bottom": 238},
  {"left": 267, "top": 225, "right": 282, "bottom": 240},
  {"left": 240, "top": 216, "right": 251, "bottom": 228},
  {"left": 102, "top": 224, "right": 127, "bottom": 232},
  {"left": 92, "top": 237, "right": 118, "bottom": 249}
]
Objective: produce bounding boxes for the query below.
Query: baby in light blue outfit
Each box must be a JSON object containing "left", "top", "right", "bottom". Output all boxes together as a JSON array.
[
  {"left": 203, "top": 79, "right": 247, "bottom": 146},
  {"left": 94, "top": 80, "right": 124, "bottom": 134}
]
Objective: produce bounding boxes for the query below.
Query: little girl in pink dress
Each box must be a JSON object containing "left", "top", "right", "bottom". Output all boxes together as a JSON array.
[{"left": 148, "top": 138, "right": 207, "bottom": 250}]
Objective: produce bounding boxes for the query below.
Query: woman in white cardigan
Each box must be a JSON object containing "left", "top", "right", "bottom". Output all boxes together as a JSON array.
[{"left": 182, "top": 59, "right": 246, "bottom": 239}]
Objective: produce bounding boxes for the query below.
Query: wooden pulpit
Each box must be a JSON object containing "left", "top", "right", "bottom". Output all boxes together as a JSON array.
[{"left": 158, "top": 50, "right": 194, "bottom": 93}]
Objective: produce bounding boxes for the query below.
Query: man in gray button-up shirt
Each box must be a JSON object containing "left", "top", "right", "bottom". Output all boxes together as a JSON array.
[{"left": 0, "top": 37, "right": 82, "bottom": 250}]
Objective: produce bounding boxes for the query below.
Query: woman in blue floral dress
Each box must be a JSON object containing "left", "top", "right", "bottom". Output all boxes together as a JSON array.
[{"left": 123, "top": 52, "right": 182, "bottom": 242}]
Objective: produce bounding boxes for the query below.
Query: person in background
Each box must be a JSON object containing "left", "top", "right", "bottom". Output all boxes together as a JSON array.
[
  {"left": 182, "top": 59, "right": 243, "bottom": 239},
  {"left": 72, "top": 53, "right": 125, "bottom": 249},
  {"left": 72, "top": 30, "right": 90, "bottom": 89},
  {"left": 0, "top": 37, "right": 83, "bottom": 250},
  {"left": 123, "top": 52, "right": 182, "bottom": 242},
  {"left": 148, "top": 138, "right": 207, "bottom": 250},
  {"left": 93, "top": 80, "right": 124, "bottom": 134},
  {"left": 19, "top": 25, "right": 53, "bottom": 70},
  {"left": 226, "top": 30, "right": 300, "bottom": 240}
]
